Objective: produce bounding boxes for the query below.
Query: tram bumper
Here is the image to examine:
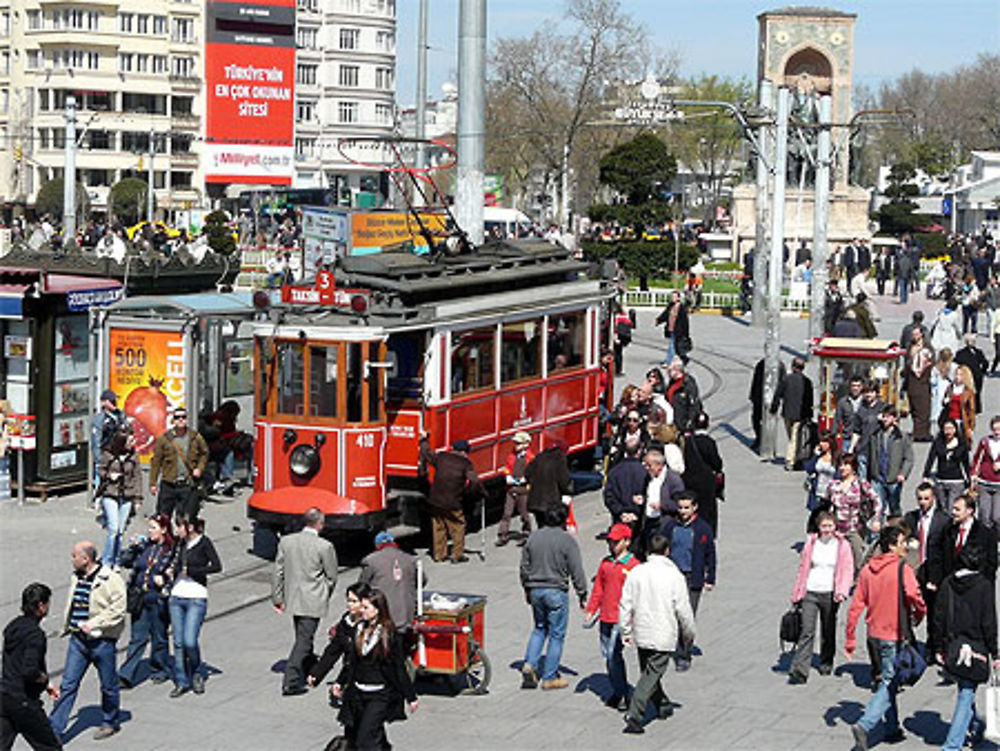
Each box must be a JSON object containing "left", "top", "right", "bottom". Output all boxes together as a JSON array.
[{"left": 248, "top": 488, "right": 386, "bottom": 533}]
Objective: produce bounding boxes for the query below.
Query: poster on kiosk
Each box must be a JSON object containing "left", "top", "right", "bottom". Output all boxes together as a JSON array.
[
  {"left": 203, "top": 0, "right": 295, "bottom": 185},
  {"left": 105, "top": 326, "right": 190, "bottom": 461}
]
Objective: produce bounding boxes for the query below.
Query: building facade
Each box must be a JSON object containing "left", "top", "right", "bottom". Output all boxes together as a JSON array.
[{"left": 0, "top": 0, "right": 204, "bottom": 214}]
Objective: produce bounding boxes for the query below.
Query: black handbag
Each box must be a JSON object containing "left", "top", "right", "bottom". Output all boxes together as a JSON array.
[
  {"left": 943, "top": 584, "right": 991, "bottom": 684},
  {"left": 780, "top": 603, "right": 802, "bottom": 649},
  {"left": 126, "top": 575, "right": 144, "bottom": 617},
  {"left": 893, "top": 560, "right": 927, "bottom": 687}
]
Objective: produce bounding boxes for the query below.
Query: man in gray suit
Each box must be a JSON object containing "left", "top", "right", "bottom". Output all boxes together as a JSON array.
[{"left": 271, "top": 507, "right": 338, "bottom": 696}]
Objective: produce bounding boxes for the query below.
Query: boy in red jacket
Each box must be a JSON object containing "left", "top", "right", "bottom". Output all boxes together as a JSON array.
[
  {"left": 845, "top": 525, "right": 926, "bottom": 750},
  {"left": 585, "top": 523, "right": 640, "bottom": 709},
  {"left": 497, "top": 432, "right": 534, "bottom": 547}
]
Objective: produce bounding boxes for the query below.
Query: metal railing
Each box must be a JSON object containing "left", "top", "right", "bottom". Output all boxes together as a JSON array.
[{"left": 624, "top": 288, "right": 810, "bottom": 312}]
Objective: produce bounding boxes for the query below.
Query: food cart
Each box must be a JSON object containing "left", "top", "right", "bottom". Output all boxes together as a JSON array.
[
  {"left": 412, "top": 590, "right": 489, "bottom": 695},
  {"left": 811, "top": 337, "right": 906, "bottom": 434}
]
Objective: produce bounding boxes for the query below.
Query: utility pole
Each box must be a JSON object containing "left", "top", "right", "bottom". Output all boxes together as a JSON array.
[
  {"left": 751, "top": 79, "right": 773, "bottom": 327},
  {"left": 760, "top": 86, "right": 789, "bottom": 460},
  {"left": 147, "top": 128, "right": 155, "bottom": 224},
  {"left": 561, "top": 141, "right": 570, "bottom": 230},
  {"left": 63, "top": 94, "right": 77, "bottom": 245},
  {"left": 454, "top": 0, "right": 485, "bottom": 246},
  {"left": 414, "top": 0, "right": 428, "bottom": 175},
  {"left": 809, "top": 95, "right": 832, "bottom": 345}
]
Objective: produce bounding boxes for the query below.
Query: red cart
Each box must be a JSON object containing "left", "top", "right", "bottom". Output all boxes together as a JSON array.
[{"left": 412, "top": 591, "right": 490, "bottom": 695}]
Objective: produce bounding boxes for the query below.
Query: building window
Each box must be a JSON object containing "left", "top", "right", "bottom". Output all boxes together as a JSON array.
[
  {"left": 339, "top": 65, "right": 358, "bottom": 88},
  {"left": 1, "top": 51, "right": 9, "bottom": 76},
  {"left": 171, "top": 17, "right": 194, "bottom": 43},
  {"left": 296, "top": 27, "right": 317, "bottom": 49},
  {"left": 118, "top": 53, "right": 133, "bottom": 73},
  {"left": 170, "top": 56, "right": 195, "bottom": 78},
  {"left": 295, "top": 137, "right": 316, "bottom": 159},
  {"left": 0, "top": 89, "right": 7, "bottom": 115},
  {"left": 118, "top": 12, "right": 133, "bottom": 32},
  {"left": 136, "top": 54, "right": 149, "bottom": 73},
  {"left": 338, "top": 28, "right": 359, "bottom": 50},
  {"left": 153, "top": 55, "right": 167, "bottom": 74},
  {"left": 153, "top": 15, "right": 166, "bottom": 34},
  {"left": 26, "top": 10, "right": 41, "bottom": 30},
  {"left": 337, "top": 101, "right": 358, "bottom": 124},
  {"left": 341, "top": 0, "right": 361, "bottom": 12},
  {"left": 136, "top": 14, "right": 148, "bottom": 34},
  {"left": 171, "top": 96, "right": 193, "bottom": 115},
  {"left": 53, "top": 50, "right": 99, "bottom": 70},
  {"left": 171, "top": 171, "right": 193, "bottom": 188},
  {"left": 1, "top": 12, "right": 10, "bottom": 36},
  {"left": 375, "top": 67, "right": 393, "bottom": 90},
  {"left": 296, "top": 0, "right": 318, "bottom": 11},
  {"left": 86, "top": 131, "right": 112, "bottom": 150},
  {"left": 86, "top": 169, "right": 112, "bottom": 186},
  {"left": 296, "top": 64, "right": 317, "bottom": 86},
  {"left": 296, "top": 100, "right": 315, "bottom": 123},
  {"left": 375, "top": 30, "right": 394, "bottom": 52},
  {"left": 26, "top": 49, "right": 42, "bottom": 70},
  {"left": 375, "top": 103, "right": 392, "bottom": 125},
  {"left": 171, "top": 133, "right": 192, "bottom": 153}
]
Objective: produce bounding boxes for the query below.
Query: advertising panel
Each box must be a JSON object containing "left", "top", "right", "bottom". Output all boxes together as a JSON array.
[
  {"left": 204, "top": 0, "right": 295, "bottom": 185},
  {"left": 107, "top": 328, "right": 187, "bottom": 457},
  {"left": 350, "top": 212, "right": 447, "bottom": 255},
  {"left": 302, "top": 206, "right": 349, "bottom": 275}
]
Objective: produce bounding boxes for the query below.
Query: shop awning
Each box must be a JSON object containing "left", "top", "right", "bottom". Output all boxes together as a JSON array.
[
  {"left": 43, "top": 275, "right": 125, "bottom": 311},
  {"left": 0, "top": 283, "right": 30, "bottom": 319}
]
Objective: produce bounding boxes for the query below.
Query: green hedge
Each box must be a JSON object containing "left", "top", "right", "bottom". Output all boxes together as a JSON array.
[
  {"left": 914, "top": 232, "right": 947, "bottom": 258},
  {"left": 581, "top": 240, "right": 700, "bottom": 278}
]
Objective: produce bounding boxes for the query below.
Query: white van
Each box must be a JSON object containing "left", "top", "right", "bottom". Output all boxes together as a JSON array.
[{"left": 484, "top": 207, "right": 532, "bottom": 239}]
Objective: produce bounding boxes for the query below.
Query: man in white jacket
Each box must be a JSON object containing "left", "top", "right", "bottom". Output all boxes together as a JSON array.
[{"left": 618, "top": 534, "right": 696, "bottom": 735}]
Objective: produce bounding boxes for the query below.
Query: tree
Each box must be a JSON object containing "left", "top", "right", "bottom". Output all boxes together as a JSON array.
[
  {"left": 34, "top": 178, "right": 89, "bottom": 221},
  {"left": 203, "top": 210, "right": 236, "bottom": 255},
  {"left": 598, "top": 133, "right": 677, "bottom": 205},
  {"left": 108, "top": 177, "right": 152, "bottom": 226},
  {"left": 876, "top": 163, "right": 928, "bottom": 235}
]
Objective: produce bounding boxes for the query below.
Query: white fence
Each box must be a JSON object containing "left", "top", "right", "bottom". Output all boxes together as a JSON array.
[{"left": 624, "top": 288, "right": 811, "bottom": 312}]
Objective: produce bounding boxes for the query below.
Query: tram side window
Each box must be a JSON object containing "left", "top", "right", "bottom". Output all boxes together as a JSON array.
[
  {"left": 451, "top": 327, "right": 495, "bottom": 395},
  {"left": 387, "top": 332, "right": 424, "bottom": 403},
  {"left": 346, "top": 342, "right": 363, "bottom": 422},
  {"left": 309, "top": 346, "right": 337, "bottom": 417},
  {"left": 277, "top": 342, "right": 305, "bottom": 415},
  {"left": 548, "top": 311, "right": 585, "bottom": 371},
  {"left": 501, "top": 318, "right": 542, "bottom": 384},
  {"left": 368, "top": 342, "right": 382, "bottom": 421}
]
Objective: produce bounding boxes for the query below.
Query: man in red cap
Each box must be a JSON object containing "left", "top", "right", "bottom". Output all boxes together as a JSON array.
[{"left": 585, "top": 523, "right": 640, "bottom": 709}]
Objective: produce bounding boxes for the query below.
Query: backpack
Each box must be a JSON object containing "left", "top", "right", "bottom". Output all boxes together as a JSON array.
[{"left": 99, "top": 409, "right": 126, "bottom": 450}]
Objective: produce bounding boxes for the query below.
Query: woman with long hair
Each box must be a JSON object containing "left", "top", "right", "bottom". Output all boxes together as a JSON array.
[
  {"left": 98, "top": 426, "right": 143, "bottom": 568},
  {"left": 924, "top": 418, "right": 971, "bottom": 512},
  {"left": 906, "top": 327, "right": 935, "bottom": 441},
  {"left": 944, "top": 365, "right": 977, "bottom": 444},
  {"left": 930, "top": 348, "right": 956, "bottom": 427},
  {"left": 167, "top": 516, "right": 222, "bottom": 697},
  {"left": 804, "top": 432, "right": 839, "bottom": 532},
  {"left": 333, "top": 589, "right": 418, "bottom": 750},
  {"left": 825, "top": 453, "right": 882, "bottom": 569},
  {"left": 119, "top": 513, "right": 175, "bottom": 688},
  {"left": 971, "top": 416, "right": 1000, "bottom": 528}
]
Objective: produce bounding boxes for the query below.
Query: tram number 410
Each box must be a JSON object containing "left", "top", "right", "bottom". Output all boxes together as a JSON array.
[
  {"left": 114, "top": 347, "right": 147, "bottom": 368},
  {"left": 355, "top": 433, "right": 376, "bottom": 449}
]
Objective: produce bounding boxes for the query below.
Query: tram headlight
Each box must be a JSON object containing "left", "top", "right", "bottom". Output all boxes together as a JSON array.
[{"left": 289, "top": 444, "right": 320, "bottom": 479}]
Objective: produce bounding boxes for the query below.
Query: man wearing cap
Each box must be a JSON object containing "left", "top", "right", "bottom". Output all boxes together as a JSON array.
[
  {"left": 497, "top": 432, "right": 535, "bottom": 547},
  {"left": 150, "top": 407, "right": 209, "bottom": 521},
  {"left": 90, "top": 389, "right": 124, "bottom": 484},
  {"left": 271, "top": 507, "right": 338, "bottom": 696},
  {"left": 359, "top": 531, "right": 424, "bottom": 630},
  {"left": 585, "top": 523, "right": 640, "bottom": 709},
  {"left": 419, "top": 435, "right": 482, "bottom": 563}
]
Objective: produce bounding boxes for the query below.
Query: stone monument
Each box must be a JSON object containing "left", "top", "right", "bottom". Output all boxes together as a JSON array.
[{"left": 731, "top": 6, "right": 872, "bottom": 259}]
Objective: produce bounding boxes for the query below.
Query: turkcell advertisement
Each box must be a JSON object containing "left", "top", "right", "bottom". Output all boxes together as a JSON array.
[{"left": 204, "top": 0, "right": 295, "bottom": 185}]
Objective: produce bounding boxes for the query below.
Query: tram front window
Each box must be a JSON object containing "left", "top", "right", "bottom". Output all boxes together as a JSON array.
[
  {"left": 309, "top": 346, "right": 337, "bottom": 417},
  {"left": 277, "top": 342, "right": 305, "bottom": 415}
]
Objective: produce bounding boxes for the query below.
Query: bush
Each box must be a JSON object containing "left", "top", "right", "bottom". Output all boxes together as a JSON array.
[
  {"left": 204, "top": 210, "right": 236, "bottom": 255},
  {"left": 914, "top": 231, "right": 947, "bottom": 258},
  {"left": 581, "top": 240, "right": 700, "bottom": 279},
  {"left": 109, "top": 177, "right": 152, "bottom": 226},
  {"left": 34, "top": 178, "right": 89, "bottom": 220}
]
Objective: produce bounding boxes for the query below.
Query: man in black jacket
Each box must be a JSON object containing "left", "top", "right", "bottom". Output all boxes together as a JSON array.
[
  {"left": 1, "top": 582, "right": 62, "bottom": 751},
  {"left": 931, "top": 495, "right": 998, "bottom": 586},
  {"left": 525, "top": 441, "right": 572, "bottom": 527},
  {"left": 849, "top": 381, "right": 885, "bottom": 481},
  {"left": 654, "top": 290, "right": 691, "bottom": 365},
  {"left": 769, "top": 357, "right": 813, "bottom": 471},
  {"left": 603, "top": 437, "right": 647, "bottom": 531},
  {"left": 954, "top": 333, "right": 989, "bottom": 414},
  {"left": 749, "top": 358, "right": 786, "bottom": 452},
  {"left": 903, "top": 482, "right": 950, "bottom": 659}
]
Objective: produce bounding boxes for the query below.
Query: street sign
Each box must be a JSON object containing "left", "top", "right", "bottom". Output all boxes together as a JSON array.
[
  {"left": 613, "top": 102, "right": 685, "bottom": 125},
  {"left": 942, "top": 196, "right": 953, "bottom": 216}
]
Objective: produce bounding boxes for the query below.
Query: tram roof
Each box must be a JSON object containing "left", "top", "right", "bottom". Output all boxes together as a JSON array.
[{"left": 107, "top": 291, "right": 257, "bottom": 318}]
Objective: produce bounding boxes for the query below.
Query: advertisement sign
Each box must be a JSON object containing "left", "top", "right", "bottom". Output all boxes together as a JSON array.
[
  {"left": 107, "top": 328, "right": 187, "bottom": 457},
  {"left": 66, "top": 286, "right": 124, "bottom": 312},
  {"left": 302, "top": 206, "right": 349, "bottom": 276},
  {"left": 204, "top": 0, "right": 295, "bottom": 185},
  {"left": 3, "top": 335, "right": 31, "bottom": 360},
  {"left": 7, "top": 414, "right": 36, "bottom": 450},
  {"left": 350, "top": 212, "right": 447, "bottom": 255}
]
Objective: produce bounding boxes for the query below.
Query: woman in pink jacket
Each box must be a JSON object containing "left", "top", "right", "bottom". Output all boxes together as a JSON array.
[{"left": 788, "top": 510, "right": 854, "bottom": 684}]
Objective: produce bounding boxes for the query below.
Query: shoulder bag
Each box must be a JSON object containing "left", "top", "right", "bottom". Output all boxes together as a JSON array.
[
  {"left": 779, "top": 603, "right": 802, "bottom": 650},
  {"left": 943, "top": 581, "right": 991, "bottom": 684},
  {"left": 893, "top": 560, "right": 927, "bottom": 686}
]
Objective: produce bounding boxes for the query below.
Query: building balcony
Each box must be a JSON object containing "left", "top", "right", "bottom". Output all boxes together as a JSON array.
[
  {"left": 170, "top": 112, "right": 200, "bottom": 128},
  {"left": 170, "top": 151, "right": 197, "bottom": 166},
  {"left": 28, "top": 29, "right": 121, "bottom": 48},
  {"left": 169, "top": 35, "right": 199, "bottom": 48},
  {"left": 168, "top": 75, "right": 200, "bottom": 88}
]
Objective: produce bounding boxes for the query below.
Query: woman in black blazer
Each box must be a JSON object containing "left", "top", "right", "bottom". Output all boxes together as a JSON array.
[{"left": 333, "top": 589, "right": 417, "bottom": 750}]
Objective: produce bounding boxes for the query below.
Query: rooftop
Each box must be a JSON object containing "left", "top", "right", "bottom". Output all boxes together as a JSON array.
[{"left": 759, "top": 6, "right": 856, "bottom": 19}]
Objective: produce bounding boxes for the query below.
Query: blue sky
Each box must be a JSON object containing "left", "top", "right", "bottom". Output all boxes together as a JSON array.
[{"left": 395, "top": 0, "right": 1000, "bottom": 106}]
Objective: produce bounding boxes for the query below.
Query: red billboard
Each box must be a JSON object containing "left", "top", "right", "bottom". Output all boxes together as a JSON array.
[{"left": 204, "top": 0, "right": 295, "bottom": 184}]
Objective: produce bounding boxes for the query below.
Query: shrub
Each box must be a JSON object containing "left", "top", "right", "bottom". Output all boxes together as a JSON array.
[{"left": 581, "top": 240, "right": 699, "bottom": 279}]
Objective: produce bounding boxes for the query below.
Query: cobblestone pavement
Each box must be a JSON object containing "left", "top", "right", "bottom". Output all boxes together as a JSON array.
[{"left": 3, "top": 286, "right": 998, "bottom": 750}]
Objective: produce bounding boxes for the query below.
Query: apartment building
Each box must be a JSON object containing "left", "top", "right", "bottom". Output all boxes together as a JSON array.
[
  {"left": 294, "top": 0, "right": 396, "bottom": 206},
  {"left": 0, "top": 0, "right": 204, "bottom": 213}
]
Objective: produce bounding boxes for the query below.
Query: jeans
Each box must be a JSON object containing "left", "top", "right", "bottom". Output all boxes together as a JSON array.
[
  {"left": 599, "top": 622, "right": 628, "bottom": 699},
  {"left": 524, "top": 588, "right": 569, "bottom": 681},
  {"left": 899, "top": 277, "right": 909, "bottom": 303},
  {"left": 119, "top": 591, "right": 171, "bottom": 684},
  {"left": 664, "top": 334, "right": 676, "bottom": 365},
  {"left": 963, "top": 305, "right": 978, "bottom": 334},
  {"left": 219, "top": 451, "right": 235, "bottom": 482},
  {"left": 872, "top": 479, "right": 903, "bottom": 517},
  {"left": 857, "top": 453, "right": 870, "bottom": 485},
  {"left": 49, "top": 635, "right": 120, "bottom": 737},
  {"left": 935, "top": 479, "right": 967, "bottom": 512},
  {"left": 857, "top": 639, "right": 899, "bottom": 734},
  {"left": 675, "top": 587, "right": 702, "bottom": 663},
  {"left": 169, "top": 596, "right": 208, "bottom": 689},
  {"left": 101, "top": 498, "right": 132, "bottom": 567},
  {"left": 943, "top": 680, "right": 981, "bottom": 751},
  {"left": 790, "top": 591, "right": 838, "bottom": 679}
]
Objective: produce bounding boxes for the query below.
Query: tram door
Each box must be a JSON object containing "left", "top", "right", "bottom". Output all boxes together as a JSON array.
[{"left": 255, "top": 337, "right": 387, "bottom": 517}]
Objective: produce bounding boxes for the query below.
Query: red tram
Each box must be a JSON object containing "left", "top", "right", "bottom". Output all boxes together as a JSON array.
[{"left": 248, "top": 241, "right": 613, "bottom": 535}]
